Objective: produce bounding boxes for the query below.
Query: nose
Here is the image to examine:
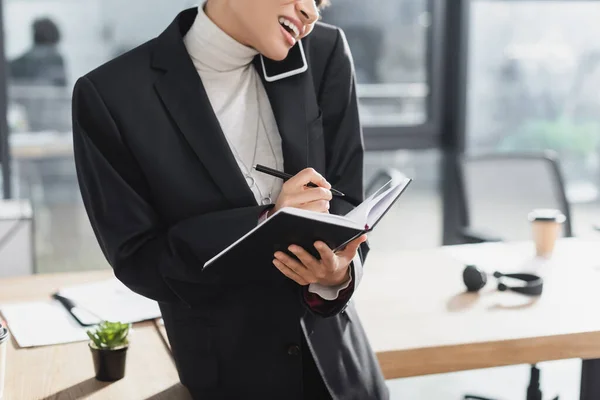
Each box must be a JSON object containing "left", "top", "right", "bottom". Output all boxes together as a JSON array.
[{"left": 296, "top": 0, "right": 319, "bottom": 25}]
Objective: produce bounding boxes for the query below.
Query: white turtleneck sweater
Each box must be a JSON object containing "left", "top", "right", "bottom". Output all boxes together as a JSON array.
[{"left": 183, "top": 6, "right": 358, "bottom": 300}]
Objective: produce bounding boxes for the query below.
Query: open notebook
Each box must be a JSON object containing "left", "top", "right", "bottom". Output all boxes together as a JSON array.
[{"left": 203, "top": 176, "right": 411, "bottom": 279}]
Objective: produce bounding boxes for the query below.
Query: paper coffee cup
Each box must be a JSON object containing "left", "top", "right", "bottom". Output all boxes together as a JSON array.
[
  {"left": 0, "top": 323, "right": 8, "bottom": 400},
  {"left": 528, "top": 209, "right": 566, "bottom": 258}
]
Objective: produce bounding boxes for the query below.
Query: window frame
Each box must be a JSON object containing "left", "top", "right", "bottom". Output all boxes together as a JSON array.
[
  {"left": 362, "top": 0, "right": 448, "bottom": 151},
  {"left": 441, "top": 0, "right": 600, "bottom": 245},
  {"left": 0, "top": 0, "right": 11, "bottom": 199}
]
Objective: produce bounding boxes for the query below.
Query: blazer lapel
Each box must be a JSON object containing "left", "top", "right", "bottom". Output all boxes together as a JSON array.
[
  {"left": 151, "top": 9, "right": 256, "bottom": 208},
  {"left": 253, "top": 55, "right": 310, "bottom": 177}
]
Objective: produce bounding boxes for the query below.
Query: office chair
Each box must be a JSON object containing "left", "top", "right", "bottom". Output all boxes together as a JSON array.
[
  {"left": 457, "top": 151, "right": 572, "bottom": 244},
  {"left": 457, "top": 151, "right": 568, "bottom": 400}
]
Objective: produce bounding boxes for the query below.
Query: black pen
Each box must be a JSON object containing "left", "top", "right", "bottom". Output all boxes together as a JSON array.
[
  {"left": 254, "top": 164, "right": 345, "bottom": 197},
  {"left": 52, "top": 293, "right": 103, "bottom": 327}
]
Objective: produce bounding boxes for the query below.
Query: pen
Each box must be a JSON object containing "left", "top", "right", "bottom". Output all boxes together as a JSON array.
[
  {"left": 254, "top": 164, "right": 345, "bottom": 197},
  {"left": 52, "top": 293, "right": 103, "bottom": 327}
]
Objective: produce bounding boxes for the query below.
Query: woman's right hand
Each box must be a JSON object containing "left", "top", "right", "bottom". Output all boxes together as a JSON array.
[{"left": 268, "top": 168, "right": 332, "bottom": 217}]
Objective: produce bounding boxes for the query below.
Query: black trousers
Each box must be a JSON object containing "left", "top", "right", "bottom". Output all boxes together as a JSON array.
[{"left": 301, "top": 333, "right": 333, "bottom": 400}]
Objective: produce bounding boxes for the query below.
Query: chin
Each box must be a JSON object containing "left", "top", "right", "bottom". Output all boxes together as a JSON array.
[{"left": 259, "top": 43, "right": 292, "bottom": 62}]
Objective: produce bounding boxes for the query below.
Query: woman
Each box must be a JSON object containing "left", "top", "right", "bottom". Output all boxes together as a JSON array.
[{"left": 72, "top": 1, "right": 388, "bottom": 399}]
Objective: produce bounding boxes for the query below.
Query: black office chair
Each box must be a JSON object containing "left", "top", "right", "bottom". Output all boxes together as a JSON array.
[
  {"left": 457, "top": 151, "right": 568, "bottom": 400},
  {"left": 457, "top": 151, "right": 572, "bottom": 244}
]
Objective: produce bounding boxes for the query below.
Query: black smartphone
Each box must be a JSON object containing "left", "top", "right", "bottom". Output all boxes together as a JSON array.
[{"left": 261, "top": 40, "right": 308, "bottom": 82}]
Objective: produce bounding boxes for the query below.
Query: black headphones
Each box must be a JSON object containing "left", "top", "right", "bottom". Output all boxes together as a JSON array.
[{"left": 462, "top": 265, "right": 544, "bottom": 296}]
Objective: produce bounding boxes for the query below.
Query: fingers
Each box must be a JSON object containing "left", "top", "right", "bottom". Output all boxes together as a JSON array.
[
  {"left": 288, "top": 245, "right": 320, "bottom": 271},
  {"left": 273, "top": 259, "right": 309, "bottom": 286},
  {"left": 273, "top": 168, "right": 333, "bottom": 214},
  {"left": 314, "top": 241, "right": 335, "bottom": 268},
  {"left": 273, "top": 251, "right": 318, "bottom": 285},
  {"left": 288, "top": 168, "right": 331, "bottom": 190},
  {"left": 295, "top": 187, "right": 333, "bottom": 204},
  {"left": 278, "top": 187, "right": 331, "bottom": 213},
  {"left": 301, "top": 200, "right": 330, "bottom": 213},
  {"left": 338, "top": 234, "right": 368, "bottom": 259}
]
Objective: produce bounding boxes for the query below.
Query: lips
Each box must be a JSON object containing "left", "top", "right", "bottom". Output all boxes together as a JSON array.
[
  {"left": 278, "top": 16, "right": 301, "bottom": 39},
  {"left": 279, "top": 25, "right": 296, "bottom": 47}
]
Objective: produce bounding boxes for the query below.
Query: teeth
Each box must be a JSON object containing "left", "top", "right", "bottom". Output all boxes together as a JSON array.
[{"left": 278, "top": 17, "right": 300, "bottom": 38}]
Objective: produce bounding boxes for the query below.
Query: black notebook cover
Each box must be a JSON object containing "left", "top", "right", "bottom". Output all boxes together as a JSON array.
[
  {"left": 203, "top": 211, "right": 364, "bottom": 285},
  {"left": 203, "top": 176, "right": 412, "bottom": 285}
]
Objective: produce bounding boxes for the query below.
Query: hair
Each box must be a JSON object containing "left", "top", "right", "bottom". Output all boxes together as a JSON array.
[
  {"left": 316, "top": 0, "right": 330, "bottom": 8},
  {"left": 32, "top": 18, "right": 61, "bottom": 46}
]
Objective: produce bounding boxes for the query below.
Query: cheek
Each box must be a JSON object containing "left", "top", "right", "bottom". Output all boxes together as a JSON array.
[{"left": 302, "top": 23, "right": 316, "bottom": 39}]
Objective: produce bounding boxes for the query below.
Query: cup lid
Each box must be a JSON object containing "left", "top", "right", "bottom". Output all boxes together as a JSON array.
[{"left": 528, "top": 208, "right": 566, "bottom": 223}]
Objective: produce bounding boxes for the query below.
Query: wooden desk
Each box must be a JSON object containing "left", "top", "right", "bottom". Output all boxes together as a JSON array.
[
  {"left": 0, "top": 270, "right": 191, "bottom": 400},
  {"left": 3, "top": 239, "right": 600, "bottom": 399},
  {"left": 354, "top": 238, "right": 600, "bottom": 399}
]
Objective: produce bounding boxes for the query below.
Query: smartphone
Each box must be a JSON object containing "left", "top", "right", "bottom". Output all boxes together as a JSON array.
[{"left": 261, "top": 40, "right": 308, "bottom": 82}]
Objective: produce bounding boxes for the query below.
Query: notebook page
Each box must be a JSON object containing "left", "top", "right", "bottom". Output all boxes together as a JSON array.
[
  {"left": 365, "top": 177, "right": 411, "bottom": 229},
  {"left": 345, "top": 179, "right": 395, "bottom": 226}
]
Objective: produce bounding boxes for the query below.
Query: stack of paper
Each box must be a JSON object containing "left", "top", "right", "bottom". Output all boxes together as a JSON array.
[
  {"left": 0, "top": 278, "right": 161, "bottom": 348},
  {"left": 57, "top": 279, "right": 161, "bottom": 323},
  {"left": 0, "top": 300, "right": 89, "bottom": 347}
]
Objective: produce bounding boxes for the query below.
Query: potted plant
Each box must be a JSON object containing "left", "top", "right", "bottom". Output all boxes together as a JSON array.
[{"left": 87, "top": 321, "right": 131, "bottom": 382}]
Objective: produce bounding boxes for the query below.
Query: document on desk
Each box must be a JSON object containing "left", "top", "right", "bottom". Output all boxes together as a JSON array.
[
  {"left": 0, "top": 279, "right": 162, "bottom": 348},
  {"left": 0, "top": 300, "right": 89, "bottom": 347},
  {"left": 56, "top": 278, "right": 161, "bottom": 323}
]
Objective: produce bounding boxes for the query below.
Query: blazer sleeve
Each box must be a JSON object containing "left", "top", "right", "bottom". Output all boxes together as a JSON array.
[
  {"left": 72, "top": 76, "right": 271, "bottom": 308},
  {"left": 301, "top": 27, "right": 370, "bottom": 316}
]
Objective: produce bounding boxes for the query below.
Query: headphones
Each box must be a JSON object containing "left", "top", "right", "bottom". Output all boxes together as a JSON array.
[{"left": 462, "top": 265, "right": 544, "bottom": 296}]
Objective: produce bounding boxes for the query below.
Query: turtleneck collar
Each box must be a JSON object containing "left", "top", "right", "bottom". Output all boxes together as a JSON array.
[{"left": 184, "top": 4, "right": 258, "bottom": 73}]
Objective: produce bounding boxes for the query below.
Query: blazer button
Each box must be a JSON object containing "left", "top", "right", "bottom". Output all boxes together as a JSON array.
[{"left": 287, "top": 345, "right": 300, "bottom": 356}]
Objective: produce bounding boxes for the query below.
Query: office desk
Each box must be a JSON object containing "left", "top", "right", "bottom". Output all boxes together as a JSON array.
[
  {"left": 3, "top": 239, "right": 600, "bottom": 399},
  {"left": 354, "top": 238, "right": 600, "bottom": 399},
  {"left": 1, "top": 270, "right": 191, "bottom": 400}
]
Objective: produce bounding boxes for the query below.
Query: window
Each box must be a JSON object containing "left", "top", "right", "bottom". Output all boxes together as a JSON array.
[
  {"left": 3, "top": 0, "right": 196, "bottom": 273},
  {"left": 321, "top": 0, "right": 431, "bottom": 128},
  {"left": 466, "top": 0, "right": 600, "bottom": 236},
  {"left": 1, "top": 1, "right": 440, "bottom": 273}
]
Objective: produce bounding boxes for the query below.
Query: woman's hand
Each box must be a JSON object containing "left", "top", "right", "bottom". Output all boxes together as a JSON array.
[
  {"left": 268, "top": 168, "right": 332, "bottom": 216},
  {"left": 273, "top": 234, "right": 368, "bottom": 287}
]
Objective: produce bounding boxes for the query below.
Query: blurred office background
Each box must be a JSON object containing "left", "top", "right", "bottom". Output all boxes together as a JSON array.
[
  {"left": 2, "top": 0, "right": 599, "bottom": 272},
  {"left": 0, "top": 0, "right": 599, "bottom": 398}
]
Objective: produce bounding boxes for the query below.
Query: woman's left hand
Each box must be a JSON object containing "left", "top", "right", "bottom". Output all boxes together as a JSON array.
[{"left": 272, "top": 234, "right": 367, "bottom": 287}]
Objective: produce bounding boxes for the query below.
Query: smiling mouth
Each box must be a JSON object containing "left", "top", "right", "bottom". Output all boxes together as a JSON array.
[{"left": 278, "top": 17, "right": 300, "bottom": 39}]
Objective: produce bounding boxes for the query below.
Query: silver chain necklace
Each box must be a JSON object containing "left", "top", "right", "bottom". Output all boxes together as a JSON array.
[{"left": 228, "top": 74, "right": 280, "bottom": 205}]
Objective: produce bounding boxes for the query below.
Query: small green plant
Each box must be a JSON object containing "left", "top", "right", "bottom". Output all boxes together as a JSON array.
[{"left": 87, "top": 321, "right": 130, "bottom": 350}]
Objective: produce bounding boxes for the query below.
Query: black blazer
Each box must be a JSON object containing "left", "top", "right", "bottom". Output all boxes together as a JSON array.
[{"left": 72, "top": 8, "right": 388, "bottom": 400}]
